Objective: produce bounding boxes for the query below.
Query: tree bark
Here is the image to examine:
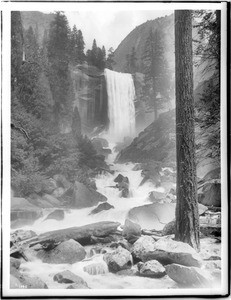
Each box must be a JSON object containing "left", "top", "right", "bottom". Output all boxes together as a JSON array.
[{"left": 175, "top": 10, "right": 200, "bottom": 251}]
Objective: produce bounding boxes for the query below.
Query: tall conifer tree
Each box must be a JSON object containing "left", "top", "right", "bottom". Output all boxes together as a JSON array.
[{"left": 175, "top": 10, "right": 200, "bottom": 251}]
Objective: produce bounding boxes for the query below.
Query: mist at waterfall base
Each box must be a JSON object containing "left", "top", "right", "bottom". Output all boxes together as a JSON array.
[{"left": 12, "top": 69, "right": 174, "bottom": 289}]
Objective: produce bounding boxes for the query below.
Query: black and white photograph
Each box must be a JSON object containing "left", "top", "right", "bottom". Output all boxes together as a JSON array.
[{"left": 1, "top": 1, "right": 229, "bottom": 297}]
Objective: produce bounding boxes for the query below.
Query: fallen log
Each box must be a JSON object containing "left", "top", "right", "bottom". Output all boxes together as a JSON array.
[{"left": 29, "top": 221, "right": 121, "bottom": 248}]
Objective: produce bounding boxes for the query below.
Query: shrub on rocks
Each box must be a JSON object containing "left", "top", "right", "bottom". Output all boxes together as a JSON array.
[
  {"left": 37, "top": 239, "right": 86, "bottom": 264},
  {"left": 138, "top": 260, "right": 166, "bottom": 278},
  {"left": 104, "top": 246, "right": 133, "bottom": 273},
  {"left": 165, "top": 263, "right": 213, "bottom": 288}
]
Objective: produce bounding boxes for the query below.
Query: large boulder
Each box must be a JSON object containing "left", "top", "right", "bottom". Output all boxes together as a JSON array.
[
  {"left": 165, "top": 263, "right": 212, "bottom": 288},
  {"left": 42, "top": 178, "right": 57, "bottom": 194},
  {"left": 128, "top": 203, "right": 176, "bottom": 231},
  {"left": 42, "top": 194, "right": 61, "bottom": 207},
  {"left": 139, "top": 163, "right": 162, "bottom": 187},
  {"left": 198, "top": 180, "right": 221, "bottom": 207},
  {"left": 114, "top": 174, "right": 130, "bottom": 198},
  {"left": 61, "top": 181, "right": 107, "bottom": 208},
  {"left": 54, "top": 270, "right": 88, "bottom": 287},
  {"left": 90, "top": 202, "right": 114, "bottom": 215},
  {"left": 52, "top": 187, "right": 65, "bottom": 198},
  {"left": 128, "top": 203, "right": 207, "bottom": 231},
  {"left": 104, "top": 246, "right": 133, "bottom": 273},
  {"left": 11, "top": 197, "right": 42, "bottom": 226},
  {"left": 36, "top": 239, "right": 86, "bottom": 264},
  {"left": 44, "top": 209, "right": 65, "bottom": 221},
  {"left": 53, "top": 174, "right": 71, "bottom": 189},
  {"left": 162, "top": 220, "right": 176, "bottom": 236},
  {"left": 138, "top": 260, "right": 166, "bottom": 278},
  {"left": 132, "top": 236, "right": 156, "bottom": 262},
  {"left": 133, "top": 237, "right": 202, "bottom": 267},
  {"left": 117, "top": 110, "right": 176, "bottom": 165},
  {"left": 122, "top": 219, "right": 141, "bottom": 243}
]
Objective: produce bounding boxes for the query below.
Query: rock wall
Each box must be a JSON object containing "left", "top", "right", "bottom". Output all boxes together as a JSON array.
[{"left": 70, "top": 64, "right": 108, "bottom": 134}]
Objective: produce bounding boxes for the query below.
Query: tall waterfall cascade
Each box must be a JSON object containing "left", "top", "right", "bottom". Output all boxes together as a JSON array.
[{"left": 104, "top": 68, "right": 136, "bottom": 142}]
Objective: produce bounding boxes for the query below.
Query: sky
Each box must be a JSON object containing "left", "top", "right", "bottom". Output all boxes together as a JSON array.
[{"left": 64, "top": 10, "right": 173, "bottom": 52}]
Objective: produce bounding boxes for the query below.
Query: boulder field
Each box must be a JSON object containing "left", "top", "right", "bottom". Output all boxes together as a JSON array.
[
  {"left": 11, "top": 174, "right": 108, "bottom": 229},
  {"left": 10, "top": 219, "right": 221, "bottom": 289}
]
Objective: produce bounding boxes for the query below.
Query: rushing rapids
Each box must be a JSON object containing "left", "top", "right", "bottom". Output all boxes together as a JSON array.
[
  {"left": 104, "top": 69, "right": 136, "bottom": 142},
  {"left": 13, "top": 144, "right": 174, "bottom": 290},
  {"left": 10, "top": 142, "right": 219, "bottom": 291},
  {"left": 21, "top": 143, "right": 164, "bottom": 234}
]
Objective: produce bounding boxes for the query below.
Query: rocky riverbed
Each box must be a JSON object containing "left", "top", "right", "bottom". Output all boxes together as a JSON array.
[{"left": 10, "top": 139, "right": 222, "bottom": 291}]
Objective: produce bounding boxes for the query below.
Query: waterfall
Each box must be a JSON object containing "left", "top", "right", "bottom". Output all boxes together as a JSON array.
[{"left": 104, "top": 69, "right": 136, "bottom": 142}]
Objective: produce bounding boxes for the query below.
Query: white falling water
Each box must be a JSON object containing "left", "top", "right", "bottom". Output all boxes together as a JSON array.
[{"left": 104, "top": 68, "right": 136, "bottom": 142}]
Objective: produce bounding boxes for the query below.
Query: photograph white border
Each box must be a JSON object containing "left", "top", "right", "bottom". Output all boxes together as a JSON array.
[{"left": 1, "top": 1, "right": 228, "bottom": 297}]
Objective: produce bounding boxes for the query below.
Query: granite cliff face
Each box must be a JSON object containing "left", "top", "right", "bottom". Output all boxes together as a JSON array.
[
  {"left": 117, "top": 109, "right": 176, "bottom": 167},
  {"left": 70, "top": 64, "right": 108, "bottom": 134},
  {"left": 113, "top": 15, "right": 175, "bottom": 74}
]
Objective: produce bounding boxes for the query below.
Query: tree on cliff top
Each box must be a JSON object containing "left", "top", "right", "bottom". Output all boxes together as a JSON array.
[
  {"left": 142, "top": 28, "right": 171, "bottom": 120},
  {"left": 47, "top": 11, "right": 72, "bottom": 127},
  {"left": 193, "top": 10, "right": 220, "bottom": 166},
  {"left": 175, "top": 10, "right": 200, "bottom": 251},
  {"left": 106, "top": 47, "right": 115, "bottom": 70}
]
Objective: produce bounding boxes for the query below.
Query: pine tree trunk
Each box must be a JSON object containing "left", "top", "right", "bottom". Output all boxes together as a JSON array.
[{"left": 175, "top": 10, "right": 200, "bottom": 251}]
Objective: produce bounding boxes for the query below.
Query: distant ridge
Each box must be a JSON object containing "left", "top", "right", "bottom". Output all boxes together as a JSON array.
[{"left": 113, "top": 14, "right": 175, "bottom": 73}]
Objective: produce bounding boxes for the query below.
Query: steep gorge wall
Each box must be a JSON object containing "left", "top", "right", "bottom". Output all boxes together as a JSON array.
[{"left": 70, "top": 64, "right": 108, "bottom": 134}]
